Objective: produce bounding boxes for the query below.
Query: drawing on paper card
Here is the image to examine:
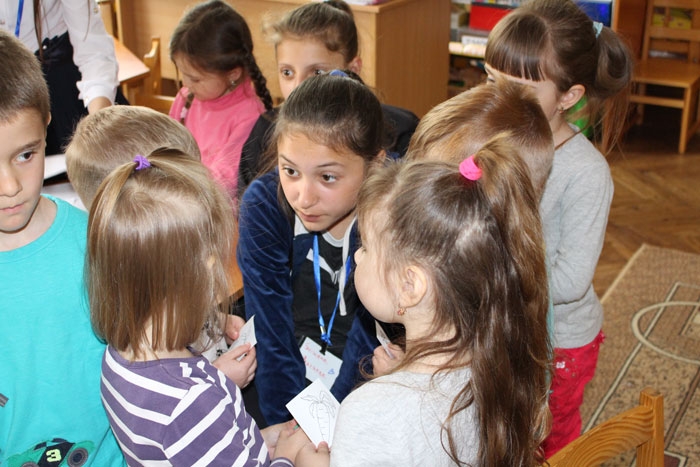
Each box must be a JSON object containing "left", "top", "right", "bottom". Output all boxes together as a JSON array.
[
  {"left": 302, "top": 391, "right": 337, "bottom": 442},
  {"left": 286, "top": 379, "right": 341, "bottom": 447}
]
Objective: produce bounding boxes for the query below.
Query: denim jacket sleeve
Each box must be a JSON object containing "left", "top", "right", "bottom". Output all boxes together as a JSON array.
[{"left": 238, "top": 174, "right": 306, "bottom": 424}]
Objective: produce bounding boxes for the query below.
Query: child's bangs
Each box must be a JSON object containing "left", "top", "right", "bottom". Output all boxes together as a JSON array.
[{"left": 485, "top": 15, "right": 550, "bottom": 82}]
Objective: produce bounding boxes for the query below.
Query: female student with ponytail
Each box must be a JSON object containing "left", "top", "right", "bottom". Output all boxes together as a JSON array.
[
  {"left": 296, "top": 142, "right": 551, "bottom": 466},
  {"left": 484, "top": 0, "right": 633, "bottom": 456}
]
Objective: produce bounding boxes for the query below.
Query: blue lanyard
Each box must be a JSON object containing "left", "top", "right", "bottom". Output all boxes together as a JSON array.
[
  {"left": 15, "top": 0, "right": 25, "bottom": 37},
  {"left": 313, "top": 235, "right": 351, "bottom": 353}
]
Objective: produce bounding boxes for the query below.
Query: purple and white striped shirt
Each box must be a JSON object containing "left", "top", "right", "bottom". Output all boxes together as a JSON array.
[{"left": 101, "top": 346, "right": 293, "bottom": 467}]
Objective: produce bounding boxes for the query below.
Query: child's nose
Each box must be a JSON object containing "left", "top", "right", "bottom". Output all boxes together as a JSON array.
[
  {"left": 0, "top": 169, "right": 21, "bottom": 198},
  {"left": 298, "top": 179, "right": 316, "bottom": 209}
]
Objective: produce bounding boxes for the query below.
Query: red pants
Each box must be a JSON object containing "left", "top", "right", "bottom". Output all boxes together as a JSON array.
[{"left": 543, "top": 331, "right": 605, "bottom": 458}]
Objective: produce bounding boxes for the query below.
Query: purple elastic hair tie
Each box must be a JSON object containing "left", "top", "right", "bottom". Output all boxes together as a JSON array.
[{"left": 134, "top": 155, "right": 151, "bottom": 171}]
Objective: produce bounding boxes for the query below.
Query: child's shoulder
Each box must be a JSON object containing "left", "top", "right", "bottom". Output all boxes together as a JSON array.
[
  {"left": 560, "top": 132, "right": 608, "bottom": 165},
  {"left": 48, "top": 195, "right": 88, "bottom": 238}
]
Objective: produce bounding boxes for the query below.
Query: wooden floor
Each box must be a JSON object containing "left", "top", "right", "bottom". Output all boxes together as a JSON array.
[{"left": 592, "top": 107, "right": 700, "bottom": 296}]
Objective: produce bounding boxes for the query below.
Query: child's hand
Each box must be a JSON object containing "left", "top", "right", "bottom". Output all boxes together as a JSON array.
[
  {"left": 260, "top": 420, "right": 296, "bottom": 457},
  {"left": 224, "top": 314, "right": 246, "bottom": 345},
  {"left": 372, "top": 343, "right": 404, "bottom": 377},
  {"left": 273, "top": 424, "right": 312, "bottom": 462},
  {"left": 295, "top": 441, "right": 330, "bottom": 467},
  {"left": 212, "top": 344, "right": 256, "bottom": 388}
]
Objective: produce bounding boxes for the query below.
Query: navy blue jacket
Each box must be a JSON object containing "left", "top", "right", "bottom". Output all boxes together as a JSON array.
[{"left": 237, "top": 171, "right": 378, "bottom": 425}]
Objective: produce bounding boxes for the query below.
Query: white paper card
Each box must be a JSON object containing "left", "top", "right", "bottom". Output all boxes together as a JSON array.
[
  {"left": 286, "top": 379, "right": 340, "bottom": 447},
  {"left": 299, "top": 337, "right": 342, "bottom": 388},
  {"left": 229, "top": 316, "right": 256, "bottom": 361},
  {"left": 200, "top": 335, "right": 230, "bottom": 362},
  {"left": 375, "top": 321, "right": 395, "bottom": 359}
]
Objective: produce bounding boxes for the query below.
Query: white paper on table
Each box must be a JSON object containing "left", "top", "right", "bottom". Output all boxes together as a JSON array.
[
  {"left": 230, "top": 315, "right": 257, "bottom": 360},
  {"left": 286, "top": 379, "right": 340, "bottom": 447},
  {"left": 44, "top": 154, "right": 67, "bottom": 179},
  {"left": 299, "top": 337, "right": 342, "bottom": 388},
  {"left": 375, "top": 321, "right": 395, "bottom": 359}
]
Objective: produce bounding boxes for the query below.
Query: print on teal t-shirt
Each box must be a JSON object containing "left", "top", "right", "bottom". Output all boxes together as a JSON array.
[{"left": 0, "top": 195, "right": 124, "bottom": 466}]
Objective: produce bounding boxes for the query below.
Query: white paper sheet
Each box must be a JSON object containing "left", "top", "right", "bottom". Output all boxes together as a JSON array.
[{"left": 286, "top": 379, "right": 340, "bottom": 447}]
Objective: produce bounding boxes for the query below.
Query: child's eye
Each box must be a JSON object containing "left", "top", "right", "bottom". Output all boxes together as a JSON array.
[
  {"left": 280, "top": 69, "right": 294, "bottom": 78},
  {"left": 314, "top": 68, "right": 326, "bottom": 75},
  {"left": 321, "top": 173, "right": 337, "bottom": 183},
  {"left": 16, "top": 151, "right": 35, "bottom": 162},
  {"left": 282, "top": 166, "right": 299, "bottom": 177}
]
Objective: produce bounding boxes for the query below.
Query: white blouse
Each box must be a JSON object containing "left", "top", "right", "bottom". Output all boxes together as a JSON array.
[{"left": 0, "top": 0, "right": 119, "bottom": 106}]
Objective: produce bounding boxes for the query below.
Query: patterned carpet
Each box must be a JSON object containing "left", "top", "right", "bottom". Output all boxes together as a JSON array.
[{"left": 581, "top": 244, "right": 700, "bottom": 466}]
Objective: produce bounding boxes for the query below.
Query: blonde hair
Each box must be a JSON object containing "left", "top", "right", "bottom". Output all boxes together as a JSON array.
[
  {"left": 407, "top": 80, "right": 553, "bottom": 196},
  {"left": 87, "top": 149, "right": 236, "bottom": 359},
  {"left": 0, "top": 29, "right": 49, "bottom": 124},
  {"left": 65, "top": 106, "right": 201, "bottom": 209}
]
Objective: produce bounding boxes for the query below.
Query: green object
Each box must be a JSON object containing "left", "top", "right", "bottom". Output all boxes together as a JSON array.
[
  {"left": 7, "top": 439, "right": 94, "bottom": 467},
  {"left": 568, "top": 95, "right": 592, "bottom": 137}
]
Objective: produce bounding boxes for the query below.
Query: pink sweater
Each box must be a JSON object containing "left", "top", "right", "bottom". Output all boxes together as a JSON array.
[{"left": 170, "top": 80, "right": 264, "bottom": 197}]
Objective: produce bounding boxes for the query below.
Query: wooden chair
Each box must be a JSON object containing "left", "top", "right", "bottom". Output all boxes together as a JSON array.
[
  {"left": 630, "top": 0, "right": 700, "bottom": 154},
  {"left": 131, "top": 37, "right": 175, "bottom": 114},
  {"left": 546, "top": 387, "right": 664, "bottom": 466}
]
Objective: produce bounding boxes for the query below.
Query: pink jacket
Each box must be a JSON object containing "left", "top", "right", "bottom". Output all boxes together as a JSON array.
[{"left": 170, "top": 79, "right": 264, "bottom": 197}]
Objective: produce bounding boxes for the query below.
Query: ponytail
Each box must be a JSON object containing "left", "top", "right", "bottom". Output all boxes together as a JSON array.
[
  {"left": 357, "top": 141, "right": 551, "bottom": 466},
  {"left": 591, "top": 25, "right": 634, "bottom": 153}
]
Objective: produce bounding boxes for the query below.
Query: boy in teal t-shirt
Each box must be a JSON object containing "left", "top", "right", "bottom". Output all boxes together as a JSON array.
[{"left": 0, "top": 30, "right": 123, "bottom": 466}]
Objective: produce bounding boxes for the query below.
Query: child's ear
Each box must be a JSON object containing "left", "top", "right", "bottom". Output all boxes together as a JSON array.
[
  {"left": 399, "top": 265, "right": 428, "bottom": 308},
  {"left": 348, "top": 56, "right": 362, "bottom": 75},
  {"left": 228, "top": 67, "right": 243, "bottom": 84},
  {"left": 559, "top": 84, "right": 586, "bottom": 111}
]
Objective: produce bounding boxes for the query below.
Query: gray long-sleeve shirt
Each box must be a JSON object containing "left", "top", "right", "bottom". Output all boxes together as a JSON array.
[{"left": 540, "top": 132, "right": 613, "bottom": 349}]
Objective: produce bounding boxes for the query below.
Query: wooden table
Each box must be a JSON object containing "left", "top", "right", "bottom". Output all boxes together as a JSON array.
[{"left": 113, "top": 37, "right": 150, "bottom": 102}]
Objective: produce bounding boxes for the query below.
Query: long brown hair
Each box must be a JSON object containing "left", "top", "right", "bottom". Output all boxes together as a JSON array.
[
  {"left": 485, "top": 0, "right": 633, "bottom": 154},
  {"left": 32, "top": 0, "right": 93, "bottom": 61},
  {"left": 87, "top": 149, "right": 236, "bottom": 359},
  {"left": 170, "top": 0, "right": 273, "bottom": 112},
  {"left": 357, "top": 142, "right": 551, "bottom": 466}
]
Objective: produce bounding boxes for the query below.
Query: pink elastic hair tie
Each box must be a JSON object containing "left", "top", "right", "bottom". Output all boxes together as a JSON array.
[{"left": 459, "top": 155, "right": 482, "bottom": 181}]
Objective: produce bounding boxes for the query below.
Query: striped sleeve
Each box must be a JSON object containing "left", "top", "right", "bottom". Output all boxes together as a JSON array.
[{"left": 162, "top": 369, "right": 270, "bottom": 466}]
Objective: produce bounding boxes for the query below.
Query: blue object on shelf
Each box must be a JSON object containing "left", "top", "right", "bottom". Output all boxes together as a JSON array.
[{"left": 575, "top": 0, "right": 612, "bottom": 27}]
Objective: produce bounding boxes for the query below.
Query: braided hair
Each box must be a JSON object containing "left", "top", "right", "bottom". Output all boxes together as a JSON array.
[{"left": 170, "top": 0, "right": 273, "bottom": 116}]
